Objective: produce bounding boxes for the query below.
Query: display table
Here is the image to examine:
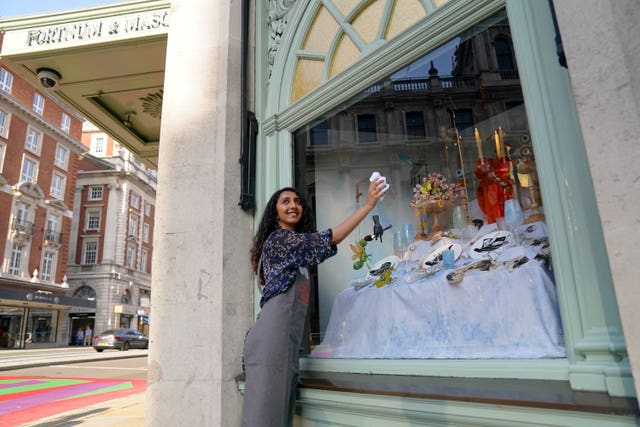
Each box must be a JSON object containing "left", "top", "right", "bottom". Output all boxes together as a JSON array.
[{"left": 310, "top": 260, "right": 565, "bottom": 359}]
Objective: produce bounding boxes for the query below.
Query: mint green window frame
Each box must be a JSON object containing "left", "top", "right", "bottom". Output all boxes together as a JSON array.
[{"left": 255, "top": 0, "right": 633, "bottom": 398}]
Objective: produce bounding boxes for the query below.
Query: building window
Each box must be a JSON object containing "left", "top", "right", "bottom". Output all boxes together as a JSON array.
[
  {"left": 144, "top": 201, "right": 151, "bottom": 216},
  {"left": 25, "top": 128, "right": 42, "bottom": 154},
  {"left": 16, "top": 202, "right": 30, "bottom": 224},
  {"left": 128, "top": 214, "right": 139, "bottom": 237},
  {"left": 54, "top": 145, "right": 69, "bottom": 169},
  {"left": 357, "top": 114, "right": 377, "bottom": 143},
  {"left": 89, "top": 185, "right": 103, "bottom": 200},
  {"left": 310, "top": 120, "right": 329, "bottom": 146},
  {"left": 0, "top": 67, "right": 13, "bottom": 93},
  {"left": 33, "top": 93, "right": 45, "bottom": 115},
  {"left": 130, "top": 192, "right": 140, "bottom": 209},
  {"left": 0, "top": 108, "right": 10, "bottom": 138},
  {"left": 9, "top": 244, "right": 24, "bottom": 276},
  {"left": 82, "top": 240, "right": 98, "bottom": 264},
  {"left": 61, "top": 113, "right": 71, "bottom": 133},
  {"left": 0, "top": 142, "right": 6, "bottom": 174},
  {"left": 20, "top": 156, "right": 39, "bottom": 183},
  {"left": 74, "top": 286, "right": 96, "bottom": 300},
  {"left": 41, "top": 252, "right": 55, "bottom": 281},
  {"left": 143, "top": 223, "right": 150, "bottom": 243},
  {"left": 494, "top": 36, "right": 516, "bottom": 71},
  {"left": 45, "top": 214, "right": 60, "bottom": 242},
  {"left": 92, "top": 136, "right": 106, "bottom": 155},
  {"left": 126, "top": 245, "right": 136, "bottom": 269},
  {"left": 51, "top": 172, "right": 66, "bottom": 199},
  {"left": 450, "top": 108, "right": 474, "bottom": 137},
  {"left": 121, "top": 289, "right": 132, "bottom": 305},
  {"left": 141, "top": 249, "right": 148, "bottom": 273},
  {"left": 405, "top": 111, "right": 426, "bottom": 140},
  {"left": 85, "top": 209, "right": 101, "bottom": 230}
]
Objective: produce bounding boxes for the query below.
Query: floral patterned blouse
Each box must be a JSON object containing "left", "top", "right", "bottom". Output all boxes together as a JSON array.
[{"left": 260, "top": 228, "right": 337, "bottom": 307}]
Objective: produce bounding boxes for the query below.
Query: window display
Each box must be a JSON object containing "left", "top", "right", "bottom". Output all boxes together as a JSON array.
[{"left": 293, "top": 12, "right": 564, "bottom": 359}]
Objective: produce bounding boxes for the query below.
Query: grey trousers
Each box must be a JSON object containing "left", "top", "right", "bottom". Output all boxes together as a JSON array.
[{"left": 242, "top": 271, "right": 310, "bottom": 427}]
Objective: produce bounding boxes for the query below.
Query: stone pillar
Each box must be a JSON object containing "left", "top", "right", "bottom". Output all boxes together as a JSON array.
[{"left": 146, "top": 0, "right": 253, "bottom": 425}]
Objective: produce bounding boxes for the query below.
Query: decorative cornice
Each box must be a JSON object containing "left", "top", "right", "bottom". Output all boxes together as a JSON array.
[{"left": 0, "top": 90, "right": 86, "bottom": 154}]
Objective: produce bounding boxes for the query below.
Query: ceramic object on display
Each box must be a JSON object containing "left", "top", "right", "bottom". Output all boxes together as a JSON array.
[
  {"left": 365, "top": 255, "right": 400, "bottom": 281},
  {"left": 421, "top": 240, "right": 462, "bottom": 267},
  {"left": 469, "top": 230, "right": 516, "bottom": 259}
]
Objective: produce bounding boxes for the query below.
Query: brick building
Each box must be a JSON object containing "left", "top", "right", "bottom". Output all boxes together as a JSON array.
[{"left": 0, "top": 59, "right": 93, "bottom": 348}]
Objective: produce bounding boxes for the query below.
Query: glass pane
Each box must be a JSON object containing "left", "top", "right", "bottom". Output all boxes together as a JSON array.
[
  {"left": 0, "top": 306, "right": 25, "bottom": 348},
  {"left": 294, "top": 12, "right": 563, "bottom": 360}
]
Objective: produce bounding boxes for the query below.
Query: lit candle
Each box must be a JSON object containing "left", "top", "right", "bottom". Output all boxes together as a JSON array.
[
  {"left": 474, "top": 128, "right": 484, "bottom": 162},
  {"left": 498, "top": 127, "right": 507, "bottom": 158},
  {"left": 494, "top": 130, "right": 502, "bottom": 159}
]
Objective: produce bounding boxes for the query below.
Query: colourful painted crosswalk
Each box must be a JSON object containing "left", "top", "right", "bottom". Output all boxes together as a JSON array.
[{"left": 0, "top": 376, "right": 146, "bottom": 426}]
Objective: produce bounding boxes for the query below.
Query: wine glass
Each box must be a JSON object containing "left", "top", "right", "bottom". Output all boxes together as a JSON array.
[
  {"left": 402, "top": 224, "right": 415, "bottom": 269},
  {"left": 452, "top": 205, "right": 467, "bottom": 232},
  {"left": 504, "top": 198, "right": 524, "bottom": 243},
  {"left": 393, "top": 231, "right": 408, "bottom": 271}
]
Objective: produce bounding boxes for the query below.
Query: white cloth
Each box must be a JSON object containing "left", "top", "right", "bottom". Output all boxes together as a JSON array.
[{"left": 311, "top": 261, "right": 565, "bottom": 359}]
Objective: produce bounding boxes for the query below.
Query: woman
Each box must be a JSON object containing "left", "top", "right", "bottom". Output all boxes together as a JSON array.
[{"left": 242, "top": 178, "right": 386, "bottom": 427}]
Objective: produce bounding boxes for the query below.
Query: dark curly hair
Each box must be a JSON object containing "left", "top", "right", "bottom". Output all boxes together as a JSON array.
[{"left": 250, "top": 187, "right": 316, "bottom": 282}]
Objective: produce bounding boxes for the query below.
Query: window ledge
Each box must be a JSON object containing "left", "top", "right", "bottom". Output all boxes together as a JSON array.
[{"left": 296, "top": 371, "right": 639, "bottom": 416}]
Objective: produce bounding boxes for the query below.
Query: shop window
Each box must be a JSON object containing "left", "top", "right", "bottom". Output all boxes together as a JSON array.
[
  {"left": 28, "top": 310, "right": 57, "bottom": 343},
  {"left": 293, "top": 14, "right": 562, "bottom": 360},
  {"left": 0, "top": 307, "right": 24, "bottom": 348}
]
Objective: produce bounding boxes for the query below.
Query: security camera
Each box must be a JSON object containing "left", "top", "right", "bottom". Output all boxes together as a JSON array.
[{"left": 36, "top": 68, "right": 61, "bottom": 89}]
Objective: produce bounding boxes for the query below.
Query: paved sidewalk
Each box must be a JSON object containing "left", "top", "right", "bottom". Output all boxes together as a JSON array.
[{"left": 0, "top": 347, "right": 147, "bottom": 426}]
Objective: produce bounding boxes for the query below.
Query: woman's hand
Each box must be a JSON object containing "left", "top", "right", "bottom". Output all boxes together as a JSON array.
[{"left": 364, "top": 178, "right": 387, "bottom": 209}]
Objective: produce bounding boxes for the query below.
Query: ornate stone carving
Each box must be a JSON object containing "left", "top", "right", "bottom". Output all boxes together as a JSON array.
[{"left": 268, "top": 0, "right": 297, "bottom": 79}]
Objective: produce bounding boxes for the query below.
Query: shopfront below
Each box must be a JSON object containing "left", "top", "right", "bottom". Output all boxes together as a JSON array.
[{"left": 0, "top": 285, "right": 96, "bottom": 349}]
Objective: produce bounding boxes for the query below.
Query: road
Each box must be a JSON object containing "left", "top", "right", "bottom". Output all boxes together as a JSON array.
[
  {"left": 1, "top": 356, "right": 148, "bottom": 380},
  {"left": 0, "top": 355, "right": 147, "bottom": 426}
]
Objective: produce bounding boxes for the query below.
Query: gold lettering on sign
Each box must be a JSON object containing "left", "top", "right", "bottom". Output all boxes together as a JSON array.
[{"left": 26, "top": 11, "right": 169, "bottom": 47}]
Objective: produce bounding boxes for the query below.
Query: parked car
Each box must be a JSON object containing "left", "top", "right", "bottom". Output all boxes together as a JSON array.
[{"left": 93, "top": 328, "right": 149, "bottom": 352}]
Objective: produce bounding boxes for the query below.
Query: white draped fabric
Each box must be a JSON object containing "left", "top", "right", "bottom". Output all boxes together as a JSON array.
[{"left": 311, "top": 260, "right": 565, "bottom": 359}]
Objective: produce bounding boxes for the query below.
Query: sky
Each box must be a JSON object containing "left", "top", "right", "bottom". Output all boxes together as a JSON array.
[{"left": 0, "top": 0, "right": 123, "bottom": 18}]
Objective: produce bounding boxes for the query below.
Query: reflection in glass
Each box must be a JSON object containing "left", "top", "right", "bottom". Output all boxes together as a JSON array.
[{"left": 293, "top": 11, "right": 556, "bottom": 358}]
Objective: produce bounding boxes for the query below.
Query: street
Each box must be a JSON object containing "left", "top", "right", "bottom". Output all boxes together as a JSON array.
[
  {"left": 0, "top": 351, "right": 147, "bottom": 426},
  {"left": 1, "top": 356, "right": 147, "bottom": 380}
]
